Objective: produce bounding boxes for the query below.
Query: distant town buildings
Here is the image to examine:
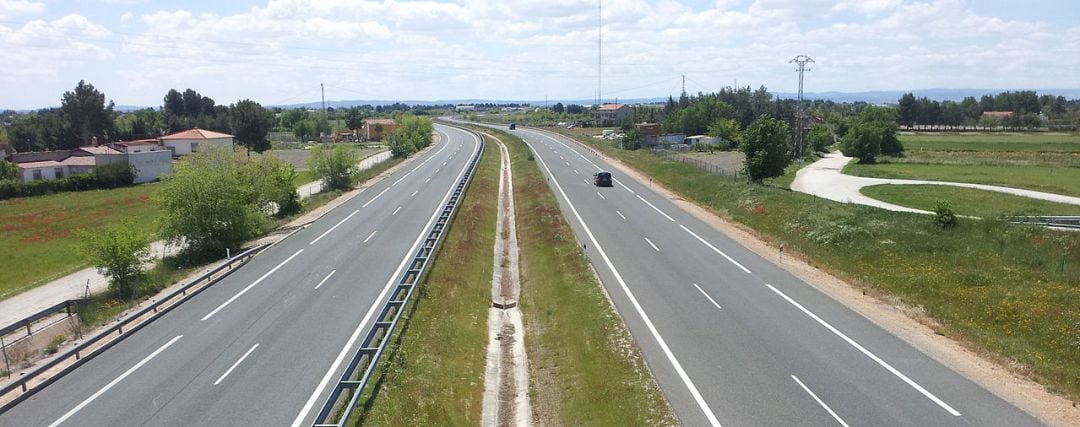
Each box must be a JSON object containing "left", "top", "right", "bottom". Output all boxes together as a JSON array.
[{"left": 592, "top": 103, "right": 631, "bottom": 126}]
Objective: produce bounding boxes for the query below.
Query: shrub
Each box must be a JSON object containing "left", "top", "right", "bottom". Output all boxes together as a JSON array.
[
  {"left": 79, "top": 220, "right": 152, "bottom": 300},
  {"left": 934, "top": 200, "right": 957, "bottom": 228},
  {"left": 309, "top": 144, "right": 357, "bottom": 191},
  {"left": 45, "top": 334, "right": 67, "bottom": 355}
]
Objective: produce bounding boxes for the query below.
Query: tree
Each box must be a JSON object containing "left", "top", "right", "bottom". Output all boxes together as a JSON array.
[
  {"left": 807, "top": 124, "right": 834, "bottom": 153},
  {"left": 61, "top": 80, "right": 116, "bottom": 147},
  {"left": 707, "top": 118, "right": 742, "bottom": 149},
  {"left": 897, "top": 92, "right": 916, "bottom": 128},
  {"left": 0, "top": 160, "right": 18, "bottom": 181},
  {"left": 741, "top": 115, "right": 790, "bottom": 182},
  {"left": 156, "top": 148, "right": 269, "bottom": 259},
  {"left": 308, "top": 144, "right": 357, "bottom": 190},
  {"left": 552, "top": 102, "right": 565, "bottom": 114},
  {"left": 839, "top": 121, "right": 883, "bottom": 163},
  {"left": 244, "top": 155, "right": 300, "bottom": 216},
  {"left": 621, "top": 127, "right": 642, "bottom": 150},
  {"left": 231, "top": 99, "right": 273, "bottom": 154},
  {"left": 386, "top": 131, "right": 414, "bottom": 159},
  {"left": 345, "top": 107, "right": 364, "bottom": 130},
  {"left": 79, "top": 221, "right": 151, "bottom": 300}
]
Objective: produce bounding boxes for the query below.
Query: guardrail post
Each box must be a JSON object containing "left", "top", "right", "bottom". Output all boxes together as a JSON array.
[{"left": 2, "top": 335, "right": 9, "bottom": 377}]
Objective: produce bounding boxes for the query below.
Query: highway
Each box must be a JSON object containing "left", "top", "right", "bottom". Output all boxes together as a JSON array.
[
  {"left": 0, "top": 124, "right": 481, "bottom": 426},
  {"left": 508, "top": 126, "right": 1040, "bottom": 426}
]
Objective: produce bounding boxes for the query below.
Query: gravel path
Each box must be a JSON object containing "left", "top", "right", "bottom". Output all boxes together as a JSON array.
[{"left": 790, "top": 152, "right": 1080, "bottom": 214}]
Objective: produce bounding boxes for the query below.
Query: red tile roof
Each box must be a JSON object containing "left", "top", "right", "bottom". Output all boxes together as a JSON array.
[
  {"left": 363, "top": 118, "right": 397, "bottom": 125},
  {"left": 160, "top": 128, "right": 234, "bottom": 140},
  {"left": 114, "top": 139, "right": 160, "bottom": 146},
  {"left": 598, "top": 103, "right": 627, "bottom": 111}
]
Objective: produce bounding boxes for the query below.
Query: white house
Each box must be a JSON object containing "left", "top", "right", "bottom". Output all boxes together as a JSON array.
[
  {"left": 159, "top": 128, "right": 234, "bottom": 156},
  {"left": 8, "top": 146, "right": 122, "bottom": 182},
  {"left": 112, "top": 139, "right": 162, "bottom": 153}
]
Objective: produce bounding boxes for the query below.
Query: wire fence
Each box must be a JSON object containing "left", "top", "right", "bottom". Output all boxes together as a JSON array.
[{"left": 649, "top": 148, "right": 745, "bottom": 182}]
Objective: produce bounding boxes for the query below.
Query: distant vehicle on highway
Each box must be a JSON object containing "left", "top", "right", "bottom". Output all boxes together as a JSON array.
[
  {"left": 509, "top": 123, "right": 517, "bottom": 130},
  {"left": 593, "top": 171, "right": 612, "bottom": 187}
]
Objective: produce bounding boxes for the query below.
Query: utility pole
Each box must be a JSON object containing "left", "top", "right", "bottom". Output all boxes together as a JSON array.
[
  {"left": 789, "top": 55, "right": 814, "bottom": 158},
  {"left": 682, "top": 74, "right": 686, "bottom": 95},
  {"left": 597, "top": 0, "right": 602, "bottom": 106},
  {"left": 320, "top": 83, "right": 327, "bottom": 143}
]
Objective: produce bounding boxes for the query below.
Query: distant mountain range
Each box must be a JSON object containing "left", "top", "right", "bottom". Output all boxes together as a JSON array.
[{"left": 13, "top": 88, "right": 1080, "bottom": 112}]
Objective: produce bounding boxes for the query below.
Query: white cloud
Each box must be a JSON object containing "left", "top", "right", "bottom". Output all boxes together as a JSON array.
[
  {"left": 2, "top": 0, "right": 1079, "bottom": 109},
  {"left": 0, "top": 0, "right": 45, "bottom": 18}
]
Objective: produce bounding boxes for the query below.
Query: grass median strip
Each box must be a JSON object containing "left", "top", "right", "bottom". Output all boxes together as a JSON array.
[
  {"left": 360, "top": 128, "right": 675, "bottom": 425},
  {"left": 359, "top": 144, "right": 496, "bottom": 425},
  {"left": 549, "top": 127, "right": 1080, "bottom": 402}
]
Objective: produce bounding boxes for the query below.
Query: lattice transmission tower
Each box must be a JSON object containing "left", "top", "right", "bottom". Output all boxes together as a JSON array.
[{"left": 789, "top": 55, "right": 814, "bottom": 158}]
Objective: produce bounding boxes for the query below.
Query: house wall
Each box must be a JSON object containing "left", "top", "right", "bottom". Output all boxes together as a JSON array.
[
  {"left": 162, "top": 140, "right": 193, "bottom": 155},
  {"left": 195, "top": 138, "right": 233, "bottom": 152},
  {"left": 19, "top": 166, "right": 67, "bottom": 182},
  {"left": 126, "top": 151, "right": 173, "bottom": 183}
]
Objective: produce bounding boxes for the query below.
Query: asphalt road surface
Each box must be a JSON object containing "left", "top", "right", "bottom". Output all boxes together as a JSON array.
[
  {"left": 507, "top": 125, "right": 1040, "bottom": 427},
  {"left": 0, "top": 124, "right": 480, "bottom": 426}
]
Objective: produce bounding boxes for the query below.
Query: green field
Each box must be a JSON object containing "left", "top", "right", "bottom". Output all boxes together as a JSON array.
[
  {"left": 844, "top": 162, "right": 1080, "bottom": 197},
  {"left": 551, "top": 127, "right": 1080, "bottom": 400},
  {"left": 861, "top": 184, "right": 1080, "bottom": 217},
  {"left": 0, "top": 184, "right": 160, "bottom": 300},
  {"left": 901, "top": 133, "right": 1080, "bottom": 152}
]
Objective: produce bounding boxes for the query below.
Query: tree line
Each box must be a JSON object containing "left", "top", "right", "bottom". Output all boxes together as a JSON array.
[
  {"left": 897, "top": 90, "right": 1075, "bottom": 130},
  {"left": 6, "top": 82, "right": 273, "bottom": 154}
]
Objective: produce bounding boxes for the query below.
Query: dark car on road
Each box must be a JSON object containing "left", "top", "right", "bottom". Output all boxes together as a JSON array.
[{"left": 593, "top": 171, "right": 612, "bottom": 187}]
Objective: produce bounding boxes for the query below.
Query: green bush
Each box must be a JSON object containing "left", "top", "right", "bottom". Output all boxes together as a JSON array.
[
  {"left": 45, "top": 334, "right": 67, "bottom": 355},
  {"left": 934, "top": 200, "right": 958, "bottom": 228}
]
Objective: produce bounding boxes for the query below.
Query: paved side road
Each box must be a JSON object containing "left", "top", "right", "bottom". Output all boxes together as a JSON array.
[
  {"left": 790, "top": 152, "right": 1080, "bottom": 213},
  {"left": 0, "top": 150, "right": 390, "bottom": 328}
]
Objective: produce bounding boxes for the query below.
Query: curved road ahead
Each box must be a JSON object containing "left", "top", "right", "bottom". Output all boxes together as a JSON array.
[
  {"left": 1, "top": 124, "right": 480, "bottom": 426},
  {"left": 507, "top": 126, "right": 1038, "bottom": 426}
]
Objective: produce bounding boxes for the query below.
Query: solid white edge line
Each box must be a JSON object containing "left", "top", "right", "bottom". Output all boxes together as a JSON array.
[
  {"left": 791, "top": 375, "right": 849, "bottom": 427},
  {"left": 615, "top": 179, "right": 635, "bottom": 194},
  {"left": 310, "top": 209, "right": 360, "bottom": 245},
  {"left": 49, "top": 335, "right": 183, "bottom": 427},
  {"left": 392, "top": 206, "right": 402, "bottom": 216},
  {"left": 616, "top": 210, "right": 626, "bottom": 220},
  {"left": 692, "top": 284, "right": 722, "bottom": 310},
  {"left": 314, "top": 270, "right": 336, "bottom": 290},
  {"left": 290, "top": 126, "right": 480, "bottom": 427},
  {"left": 766, "top": 284, "right": 962, "bottom": 416},
  {"left": 391, "top": 172, "right": 411, "bottom": 186},
  {"left": 525, "top": 136, "right": 722, "bottom": 427},
  {"left": 201, "top": 249, "right": 304, "bottom": 321},
  {"left": 363, "top": 230, "right": 378, "bottom": 243},
  {"left": 214, "top": 343, "right": 260, "bottom": 386},
  {"left": 361, "top": 187, "right": 391, "bottom": 208},
  {"left": 644, "top": 237, "right": 660, "bottom": 252},
  {"left": 679, "top": 225, "right": 752, "bottom": 274},
  {"left": 636, "top": 194, "right": 676, "bottom": 222}
]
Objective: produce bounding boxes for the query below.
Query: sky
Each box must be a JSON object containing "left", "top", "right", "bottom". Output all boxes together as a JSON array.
[{"left": 1, "top": 0, "right": 1078, "bottom": 110}]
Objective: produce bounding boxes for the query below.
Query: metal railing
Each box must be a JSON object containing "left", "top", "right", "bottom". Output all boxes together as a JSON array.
[
  {"left": 0, "top": 243, "right": 267, "bottom": 411},
  {"left": 1005, "top": 215, "right": 1080, "bottom": 230},
  {"left": 312, "top": 127, "right": 484, "bottom": 427}
]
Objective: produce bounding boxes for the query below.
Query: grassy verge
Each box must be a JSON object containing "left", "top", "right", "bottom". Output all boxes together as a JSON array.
[
  {"left": 358, "top": 141, "right": 497, "bottom": 424},
  {"left": 501, "top": 128, "right": 675, "bottom": 424},
  {"left": 548, "top": 127, "right": 1080, "bottom": 401},
  {"left": 0, "top": 184, "right": 160, "bottom": 300},
  {"left": 861, "top": 184, "right": 1080, "bottom": 217},
  {"left": 844, "top": 162, "right": 1080, "bottom": 197}
]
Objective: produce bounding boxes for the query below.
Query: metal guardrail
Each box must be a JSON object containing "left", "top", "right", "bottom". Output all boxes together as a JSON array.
[
  {"left": 312, "top": 127, "right": 484, "bottom": 427},
  {"left": 0, "top": 243, "right": 267, "bottom": 412},
  {"left": 1, "top": 299, "right": 88, "bottom": 379},
  {"left": 1005, "top": 215, "right": 1080, "bottom": 230}
]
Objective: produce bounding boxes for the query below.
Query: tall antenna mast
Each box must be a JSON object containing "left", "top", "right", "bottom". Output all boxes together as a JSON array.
[
  {"left": 789, "top": 55, "right": 814, "bottom": 158},
  {"left": 597, "top": 0, "right": 602, "bottom": 106}
]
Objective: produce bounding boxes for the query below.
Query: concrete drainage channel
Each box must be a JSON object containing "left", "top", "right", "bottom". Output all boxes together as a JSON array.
[
  {"left": 481, "top": 133, "right": 532, "bottom": 427},
  {"left": 312, "top": 127, "right": 484, "bottom": 427}
]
